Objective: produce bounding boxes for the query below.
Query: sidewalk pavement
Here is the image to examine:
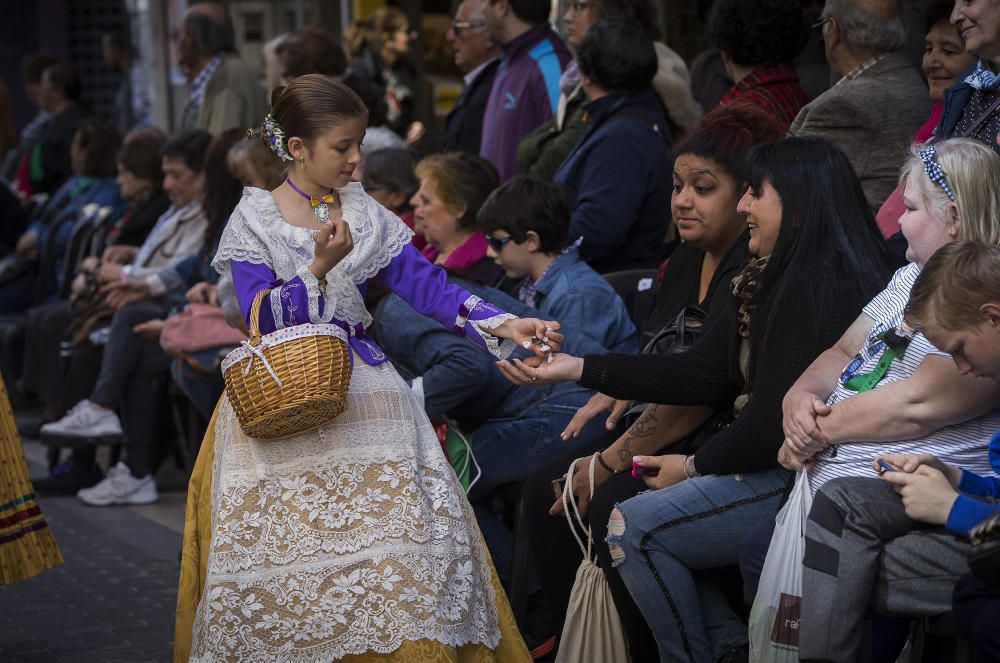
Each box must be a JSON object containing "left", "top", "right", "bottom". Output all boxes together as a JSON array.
[{"left": 0, "top": 440, "right": 187, "bottom": 663}]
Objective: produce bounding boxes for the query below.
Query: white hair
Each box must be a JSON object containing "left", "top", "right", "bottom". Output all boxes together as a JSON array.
[{"left": 822, "top": 0, "right": 907, "bottom": 54}]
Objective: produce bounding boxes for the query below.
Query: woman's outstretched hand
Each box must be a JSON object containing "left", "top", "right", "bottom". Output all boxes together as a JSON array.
[
  {"left": 561, "top": 392, "right": 630, "bottom": 440},
  {"left": 491, "top": 318, "right": 563, "bottom": 360},
  {"left": 497, "top": 353, "right": 584, "bottom": 386}
]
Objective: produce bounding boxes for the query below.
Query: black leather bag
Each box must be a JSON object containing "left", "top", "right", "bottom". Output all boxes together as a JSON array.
[
  {"left": 623, "top": 307, "right": 736, "bottom": 450},
  {"left": 968, "top": 511, "right": 1000, "bottom": 590},
  {"left": 642, "top": 306, "right": 707, "bottom": 355}
]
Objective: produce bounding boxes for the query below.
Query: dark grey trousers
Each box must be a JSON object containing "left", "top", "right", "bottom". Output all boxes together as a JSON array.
[
  {"left": 91, "top": 301, "right": 171, "bottom": 476},
  {"left": 799, "top": 476, "right": 969, "bottom": 663}
]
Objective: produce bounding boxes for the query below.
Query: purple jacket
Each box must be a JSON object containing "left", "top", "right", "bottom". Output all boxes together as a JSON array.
[{"left": 480, "top": 23, "right": 571, "bottom": 182}]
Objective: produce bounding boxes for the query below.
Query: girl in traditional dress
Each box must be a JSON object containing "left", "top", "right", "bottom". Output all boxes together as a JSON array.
[{"left": 173, "top": 74, "right": 545, "bottom": 662}]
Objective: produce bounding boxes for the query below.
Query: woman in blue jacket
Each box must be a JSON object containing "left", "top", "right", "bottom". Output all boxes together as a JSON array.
[{"left": 554, "top": 19, "right": 672, "bottom": 274}]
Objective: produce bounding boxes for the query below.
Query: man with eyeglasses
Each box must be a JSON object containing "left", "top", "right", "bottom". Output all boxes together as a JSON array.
[{"left": 444, "top": 0, "right": 501, "bottom": 153}]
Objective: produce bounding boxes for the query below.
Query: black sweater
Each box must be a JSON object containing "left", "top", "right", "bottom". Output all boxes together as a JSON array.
[
  {"left": 580, "top": 268, "right": 867, "bottom": 476},
  {"left": 641, "top": 233, "right": 749, "bottom": 343}
]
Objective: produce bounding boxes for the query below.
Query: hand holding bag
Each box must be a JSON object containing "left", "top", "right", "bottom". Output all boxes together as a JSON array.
[
  {"left": 749, "top": 468, "right": 812, "bottom": 663},
  {"left": 555, "top": 454, "right": 630, "bottom": 663}
]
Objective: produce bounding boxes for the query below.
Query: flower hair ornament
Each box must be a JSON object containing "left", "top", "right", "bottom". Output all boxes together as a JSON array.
[
  {"left": 918, "top": 145, "right": 956, "bottom": 202},
  {"left": 260, "top": 114, "right": 293, "bottom": 162}
]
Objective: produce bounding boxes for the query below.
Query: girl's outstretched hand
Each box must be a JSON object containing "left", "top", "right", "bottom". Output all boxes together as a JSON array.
[
  {"left": 497, "top": 353, "right": 584, "bottom": 387},
  {"left": 491, "top": 318, "right": 564, "bottom": 360}
]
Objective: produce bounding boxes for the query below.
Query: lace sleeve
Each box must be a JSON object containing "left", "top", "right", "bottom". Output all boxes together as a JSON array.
[
  {"left": 212, "top": 193, "right": 273, "bottom": 276},
  {"left": 296, "top": 265, "right": 336, "bottom": 324},
  {"left": 459, "top": 295, "right": 517, "bottom": 360}
]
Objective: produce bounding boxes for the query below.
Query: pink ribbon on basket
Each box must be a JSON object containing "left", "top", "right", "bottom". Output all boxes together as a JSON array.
[{"left": 241, "top": 339, "right": 283, "bottom": 388}]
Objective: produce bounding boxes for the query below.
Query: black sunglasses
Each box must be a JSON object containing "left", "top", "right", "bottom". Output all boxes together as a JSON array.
[{"left": 485, "top": 234, "right": 513, "bottom": 252}]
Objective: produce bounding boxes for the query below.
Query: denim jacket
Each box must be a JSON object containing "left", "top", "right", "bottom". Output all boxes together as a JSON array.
[
  {"left": 935, "top": 63, "right": 978, "bottom": 141},
  {"left": 530, "top": 247, "right": 636, "bottom": 351}
]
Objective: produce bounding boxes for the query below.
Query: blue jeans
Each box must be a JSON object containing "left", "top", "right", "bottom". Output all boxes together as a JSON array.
[
  {"left": 610, "top": 469, "right": 789, "bottom": 663},
  {"left": 468, "top": 396, "right": 606, "bottom": 584}
]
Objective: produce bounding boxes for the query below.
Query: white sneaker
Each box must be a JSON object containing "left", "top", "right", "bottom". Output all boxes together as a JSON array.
[
  {"left": 76, "top": 461, "right": 159, "bottom": 506},
  {"left": 40, "top": 400, "right": 123, "bottom": 438}
]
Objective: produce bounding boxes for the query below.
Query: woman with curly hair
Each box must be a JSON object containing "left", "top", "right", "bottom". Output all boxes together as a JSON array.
[{"left": 706, "top": 0, "right": 811, "bottom": 129}]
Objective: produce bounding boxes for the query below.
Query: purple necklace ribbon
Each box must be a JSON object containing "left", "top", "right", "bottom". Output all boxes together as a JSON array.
[{"left": 286, "top": 178, "right": 337, "bottom": 224}]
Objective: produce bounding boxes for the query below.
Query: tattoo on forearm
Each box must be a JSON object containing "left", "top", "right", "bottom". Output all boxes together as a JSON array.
[{"left": 616, "top": 405, "right": 659, "bottom": 463}]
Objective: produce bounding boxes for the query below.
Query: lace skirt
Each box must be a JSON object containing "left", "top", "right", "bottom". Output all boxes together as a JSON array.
[
  {"left": 0, "top": 374, "right": 62, "bottom": 584},
  {"left": 174, "top": 359, "right": 529, "bottom": 662}
]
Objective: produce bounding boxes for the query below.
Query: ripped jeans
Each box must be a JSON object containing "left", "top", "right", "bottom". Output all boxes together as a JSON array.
[{"left": 609, "top": 469, "right": 789, "bottom": 662}]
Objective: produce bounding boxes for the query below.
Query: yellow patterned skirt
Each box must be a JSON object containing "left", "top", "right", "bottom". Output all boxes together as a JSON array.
[
  {"left": 0, "top": 374, "right": 62, "bottom": 584},
  {"left": 174, "top": 360, "right": 530, "bottom": 662}
]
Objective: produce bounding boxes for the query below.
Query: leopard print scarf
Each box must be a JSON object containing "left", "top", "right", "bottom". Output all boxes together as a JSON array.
[{"left": 731, "top": 256, "right": 771, "bottom": 339}]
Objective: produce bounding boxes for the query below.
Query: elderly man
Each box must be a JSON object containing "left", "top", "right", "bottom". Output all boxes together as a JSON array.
[
  {"left": 444, "top": 0, "right": 501, "bottom": 154},
  {"left": 175, "top": 2, "right": 267, "bottom": 133},
  {"left": 789, "top": 0, "right": 930, "bottom": 212},
  {"left": 479, "top": 0, "right": 571, "bottom": 181}
]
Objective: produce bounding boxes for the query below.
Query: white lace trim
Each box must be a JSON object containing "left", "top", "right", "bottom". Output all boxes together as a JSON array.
[
  {"left": 471, "top": 313, "right": 518, "bottom": 360},
  {"left": 455, "top": 294, "right": 481, "bottom": 331},
  {"left": 296, "top": 264, "right": 335, "bottom": 324},
  {"left": 213, "top": 185, "right": 412, "bottom": 329},
  {"left": 268, "top": 289, "right": 285, "bottom": 330},
  {"left": 191, "top": 362, "right": 502, "bottom": 661}
]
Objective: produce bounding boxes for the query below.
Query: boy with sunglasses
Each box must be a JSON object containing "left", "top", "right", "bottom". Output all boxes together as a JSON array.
[{"left": 478, "top": 175, "right": 634, "bottom": 349}]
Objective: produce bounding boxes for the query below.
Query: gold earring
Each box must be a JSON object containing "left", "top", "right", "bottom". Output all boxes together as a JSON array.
[{"left": 298, "top": 158, "right": 305, "bottom": 170}]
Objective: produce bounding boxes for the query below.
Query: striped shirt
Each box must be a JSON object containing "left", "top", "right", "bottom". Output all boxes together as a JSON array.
[{"left": 809, "top": 263, "right": 1000, "bottom": 493}]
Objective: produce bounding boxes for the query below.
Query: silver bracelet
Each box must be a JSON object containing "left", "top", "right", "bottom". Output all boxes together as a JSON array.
[{"left": 683, "top": 455, "right": 700, "bottom": 479}]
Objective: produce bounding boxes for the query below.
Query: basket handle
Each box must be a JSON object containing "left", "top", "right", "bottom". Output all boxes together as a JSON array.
[{"left": 248, "top": 288, "right": 272, "bottom": 346}]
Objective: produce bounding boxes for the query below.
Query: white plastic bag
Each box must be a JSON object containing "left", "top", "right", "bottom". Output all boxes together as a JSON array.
[{"left": 749, "top": 468, "right": 813, "bottom": 663}]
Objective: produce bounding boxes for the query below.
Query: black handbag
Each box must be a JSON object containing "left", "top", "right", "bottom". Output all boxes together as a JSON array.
[
  {"left": 623, "top": 307, "right": 735, "bottom": 449},
  {"left": 968, "top": 510, "right": 1000, "bottom": 590},
  {"left": 642, "top": 306, "right": 707, "bottom": 355}
]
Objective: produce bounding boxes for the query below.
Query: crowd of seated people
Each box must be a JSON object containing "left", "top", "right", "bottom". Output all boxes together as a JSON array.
[{"left": 2, "top": 0, "right": 1000, "bottom": 659}]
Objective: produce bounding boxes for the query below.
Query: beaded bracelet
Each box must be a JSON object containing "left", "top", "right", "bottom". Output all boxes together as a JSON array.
[{"left": 596, "top": 450, "right": 619, "bottom": 474}]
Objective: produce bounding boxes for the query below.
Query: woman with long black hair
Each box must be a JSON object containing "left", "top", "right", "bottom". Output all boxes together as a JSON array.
[{"left": 501, "top": 136, "right": 894, "bottom": 662}]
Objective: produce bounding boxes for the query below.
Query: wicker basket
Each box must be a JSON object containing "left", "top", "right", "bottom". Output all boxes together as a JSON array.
[{"left": 222, "top": 289, "right": 352, "bottom": 440}]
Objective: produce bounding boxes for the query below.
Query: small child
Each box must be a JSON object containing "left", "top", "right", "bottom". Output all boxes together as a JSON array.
[
  {"left": 477, "top": 174, "right": 636, "bottom": 349},
  {"left": 227, "top": 130, "right": 285, "bottom": 190},
  {"left": 354, "top": 147, "right": 423, "bottom": 249},
  {"left": 896, "top": 240, "right": 1000, "bottom": 660},
  {"left": 355, "top": 147, "right": 417, "bottom": 215}
]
